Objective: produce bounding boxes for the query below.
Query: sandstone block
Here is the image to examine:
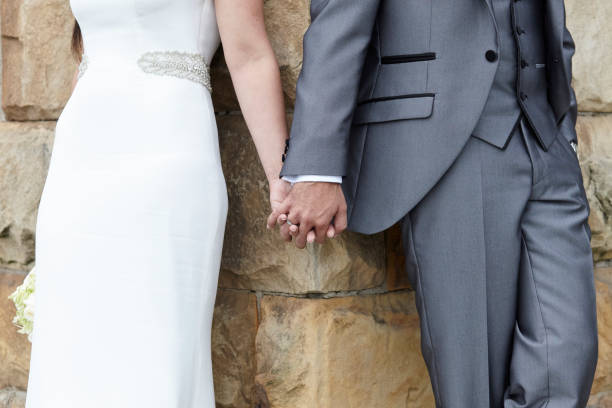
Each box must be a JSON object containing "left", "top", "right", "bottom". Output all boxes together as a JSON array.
[
  {"left": 1, "top": 0, "right": 77, "bottom": 120},
  {"left": 566, "top": 0, "right": 612, "bottom": 112},
  {"left": 211, "top": 52, "right": 239, "bottom": 113},
  {"left": 587, "top": 391, "right": 612, "bottom": 408},
  {"left": 217, "top": 114, "right": 386, "bottom": 294},
  {"left": 263, "top": 0, "right": 309, "bottom": 108},
  {"left": 592, "top": 271, "right": 612, "bottom": 396},
  {"left": 385, "top": 224, "right": 412, "bottom": 291},
  {"left": 576, "top": 115, "right": 612, "bottom": 262},
  {"left": 0, "top": 388, "right": 26, "bottom": 408},
  {"left": 254, "top": 292, "right": 433, "bottom": 408},
  {"left": 212, "top": 289, "right": 258, "bottom": 408},
  {"left": 0, "top": 271, "right": 31, "bottom": 390},
  {"left": 0, "top": 122, "right": 55, "bottom": 271}
]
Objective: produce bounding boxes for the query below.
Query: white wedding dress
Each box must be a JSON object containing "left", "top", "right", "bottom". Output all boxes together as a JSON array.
[{"left": 26, "top": 1, "right": 227, "bottom": 406}]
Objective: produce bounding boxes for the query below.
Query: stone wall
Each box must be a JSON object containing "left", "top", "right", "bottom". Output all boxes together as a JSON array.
[{"left": 0, "top": 1, "right": 610, "bottom": 407}]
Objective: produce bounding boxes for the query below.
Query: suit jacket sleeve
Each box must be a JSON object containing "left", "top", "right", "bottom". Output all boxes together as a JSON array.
[
  {"left": 280, "top": 0, "right": 382, "bottom": 178},
  {"left": 558, "top": 25, "right": 578, "bottom": 145}
]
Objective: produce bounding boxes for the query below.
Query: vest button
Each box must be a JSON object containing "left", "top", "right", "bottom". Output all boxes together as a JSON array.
[{"left": 485, "top": 50, "right": 498, "bottom": 62}]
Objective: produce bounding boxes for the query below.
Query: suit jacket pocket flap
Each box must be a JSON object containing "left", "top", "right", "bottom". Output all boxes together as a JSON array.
[{"left": 353, "top": 94, "right": 434, "bottom": 125}]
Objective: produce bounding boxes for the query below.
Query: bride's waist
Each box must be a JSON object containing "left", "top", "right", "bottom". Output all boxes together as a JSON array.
[
  {"left": 78, "top": 49, "right": 212, "bottom": 93},
  {"left": 58, "top": 74, "right": 217, "bottom": 150}
]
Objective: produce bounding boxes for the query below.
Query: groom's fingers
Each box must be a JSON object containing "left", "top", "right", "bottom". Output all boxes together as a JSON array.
[
  {"left": 314, "top": 224, "right": 328, "bottom": 244},
  {"left": 294, "top": 221, "right": 311, "bottom": 249},
  {"left": 333, "top": 206, "right": 348, "bottom": 235},
  {"left": 307, "top": 230, "right": 316, "bottom": 244}
]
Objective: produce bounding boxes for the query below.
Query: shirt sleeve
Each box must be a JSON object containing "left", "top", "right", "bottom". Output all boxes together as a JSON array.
[{"left": 282, "top": 175, "right": 343, "bottom": 185}]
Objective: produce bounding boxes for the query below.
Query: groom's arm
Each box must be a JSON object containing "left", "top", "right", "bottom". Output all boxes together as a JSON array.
[
  {"left": 271, "top": 0, "right": 382, "bottom": 248},
  {"left": 280, "top": 0, "right": 382, "bottom": 178}
]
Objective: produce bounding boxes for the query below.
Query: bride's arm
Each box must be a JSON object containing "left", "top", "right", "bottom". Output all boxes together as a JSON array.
[{"left": 215, "top": 0, "right": 290, "bottom": 200}]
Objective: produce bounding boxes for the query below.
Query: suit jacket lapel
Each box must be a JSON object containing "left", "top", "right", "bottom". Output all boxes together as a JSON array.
[
  {"left": 482, "top": 0, "right": 493, "bottom": 12},
  {"left": 481, "top": 0, "right": 495, "bottom": 23}
]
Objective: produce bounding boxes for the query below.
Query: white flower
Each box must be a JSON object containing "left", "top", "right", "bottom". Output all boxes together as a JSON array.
[{"left": 8, "top": 268, "right": 36, "bottom": 342}]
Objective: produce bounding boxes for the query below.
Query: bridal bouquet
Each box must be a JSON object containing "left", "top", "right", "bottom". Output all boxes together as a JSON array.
[{"left": 8, "top": 268, "right": 36, "bottom": 342}]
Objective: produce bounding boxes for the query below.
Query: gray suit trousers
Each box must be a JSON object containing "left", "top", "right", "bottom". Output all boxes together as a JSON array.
[{"left": 401, "top": 120, "right": 598, "bottom": 407}]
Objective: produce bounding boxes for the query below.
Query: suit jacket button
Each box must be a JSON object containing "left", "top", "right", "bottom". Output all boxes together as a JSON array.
[{"left": 485, "top": 50, "right": 498, "bottom": 62}]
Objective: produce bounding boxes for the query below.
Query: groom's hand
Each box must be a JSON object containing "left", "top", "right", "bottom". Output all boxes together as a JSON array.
[{"left": 267, "top": 182, "right": 348, "bottom": 249}]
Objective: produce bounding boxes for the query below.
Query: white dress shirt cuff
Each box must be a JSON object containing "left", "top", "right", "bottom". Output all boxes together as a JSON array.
[{"left": 282, "top": 175, "right": 343, "bottom": 184}]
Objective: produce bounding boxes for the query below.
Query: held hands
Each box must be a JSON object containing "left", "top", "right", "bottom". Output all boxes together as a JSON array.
[{"left": 267, "top": 182, "right": 348, "bottom": 249}]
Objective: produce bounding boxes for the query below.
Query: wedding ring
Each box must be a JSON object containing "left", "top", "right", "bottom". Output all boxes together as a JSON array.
[{"left": 286, "top": 219, "right": 297, "bottom": 227}]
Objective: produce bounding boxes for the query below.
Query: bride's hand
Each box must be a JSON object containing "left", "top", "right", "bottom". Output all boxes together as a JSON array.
[
  {"left": 269, "top": 178, "right": 292, "bottom": 214},
  {"left": 268, "top": 179, "right": 297, "bottom": 242}
]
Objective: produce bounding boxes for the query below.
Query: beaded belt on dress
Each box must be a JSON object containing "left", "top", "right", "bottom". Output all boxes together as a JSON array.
[{"left": 77, "top": 50, "right": 212, "bottom": 93}]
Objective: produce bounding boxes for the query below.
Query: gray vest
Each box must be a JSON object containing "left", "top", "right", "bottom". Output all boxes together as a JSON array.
[{"left": 473, "top": 0, "right": 557, "bottom": 149}]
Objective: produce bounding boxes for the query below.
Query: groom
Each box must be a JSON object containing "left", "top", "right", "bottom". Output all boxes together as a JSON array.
[{"left": 269, "top": 0, "right": 599, "bottom": 407}]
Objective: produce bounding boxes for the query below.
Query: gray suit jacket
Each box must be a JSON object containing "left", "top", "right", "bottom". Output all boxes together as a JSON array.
[{"left": 280, "top": 0, "right": 578, "bottom": 234}]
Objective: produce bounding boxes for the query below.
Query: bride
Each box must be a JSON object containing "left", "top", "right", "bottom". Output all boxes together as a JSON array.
[{"left": 25, "top": 0, "right": 291, "bottom": 406}]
